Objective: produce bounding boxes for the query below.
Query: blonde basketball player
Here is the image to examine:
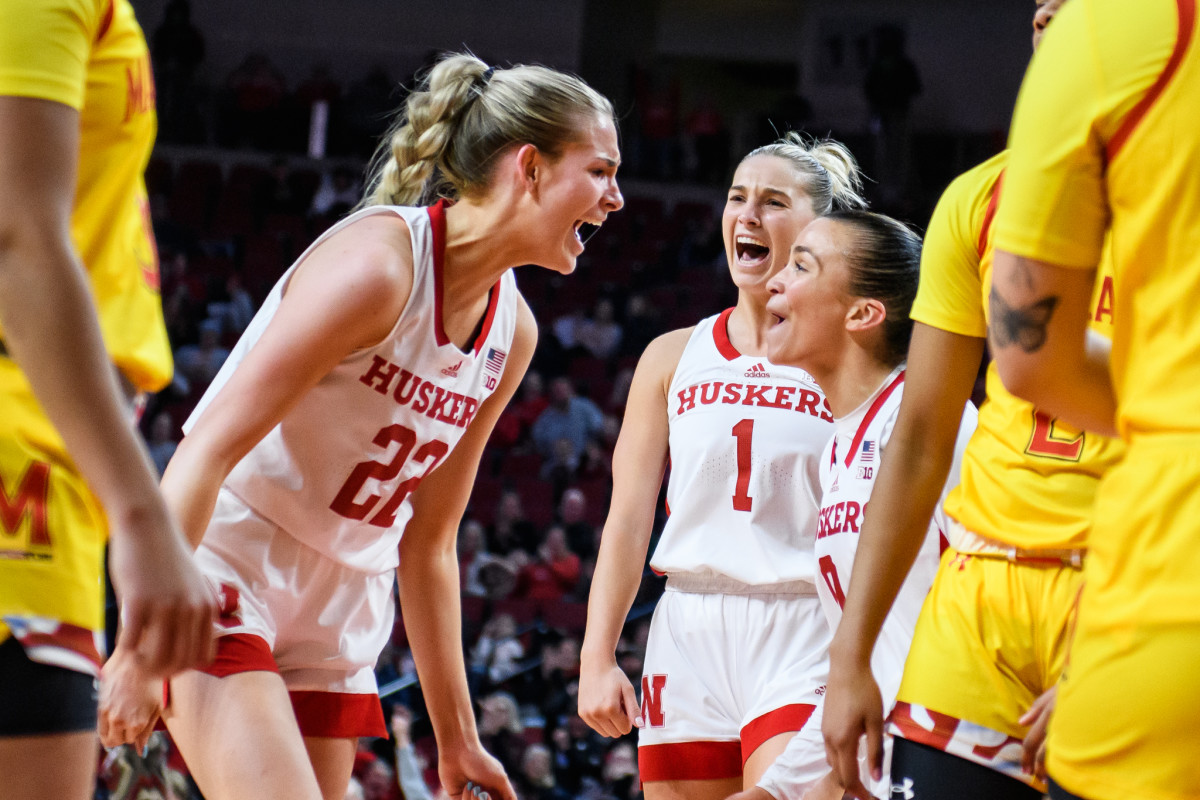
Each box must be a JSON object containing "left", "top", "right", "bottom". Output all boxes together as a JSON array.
[
  {"left": 580, "top": 134, "right": 864, "bottom": 800},
  {"left": 99, "top": 53, "right": 623, "bottom": 800}
]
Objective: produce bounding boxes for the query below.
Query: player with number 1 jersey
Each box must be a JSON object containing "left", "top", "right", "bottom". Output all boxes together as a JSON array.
[{"left": 581, "top": 134, "right": 867, "bottom": 800}]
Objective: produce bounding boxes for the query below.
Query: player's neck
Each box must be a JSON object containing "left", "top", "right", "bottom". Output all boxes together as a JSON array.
[
  {"left": 441, "top": 199, "right": 526, "bottom": 304},
  {"left": 814, "top": 351, "right": 896, "bottom": 419},
  {"left": 727, "top": 297, "right": 776, "bottom": 356}
]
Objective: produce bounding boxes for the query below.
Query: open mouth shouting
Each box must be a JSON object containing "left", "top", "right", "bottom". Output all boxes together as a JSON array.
[{"left": 735, "top": 234, "right": 771, "bottom": 269}]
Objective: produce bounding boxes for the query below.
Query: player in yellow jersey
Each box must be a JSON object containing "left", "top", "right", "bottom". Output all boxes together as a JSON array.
[
  {"left": 991, "top": 0, "right": 1200, "bottom": 798},
  {"left": 0, "top": 1, "right": 215, "bottom": 798},
  {"left": 819, "top": 2, "right": 1124, "bottom": 798}
]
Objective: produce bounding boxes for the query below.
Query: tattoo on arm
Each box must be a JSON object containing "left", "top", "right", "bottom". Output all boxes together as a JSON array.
[{"left": 989, "top": 289, "right": 1060, "bottom": 353}]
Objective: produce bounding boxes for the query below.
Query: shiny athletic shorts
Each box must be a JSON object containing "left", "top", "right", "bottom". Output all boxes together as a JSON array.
[{"left": 637, "top": 576, "right": 830, "bottom": 791}]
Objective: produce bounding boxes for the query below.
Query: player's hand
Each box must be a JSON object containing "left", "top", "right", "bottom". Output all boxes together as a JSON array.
[
  {"left": 108, "top": 512, "right": 216, "bottom": 677},
  {"left": 822, "top": 655, "right": 883, "bottom": 800},
  {"left": 438, "top": 741, "right": 517, "bottom": 800},
  {"left": 98, "top": 645, "right": 162, "bottom": 751},
  {"left": 1019, "top": 685, "right": 1057, "bottom": 782},
  {"left": 578, "top": 659, "right": 640, "bottom": 738}
]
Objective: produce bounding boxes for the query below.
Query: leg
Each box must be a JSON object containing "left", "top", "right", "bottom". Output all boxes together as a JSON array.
[
  {"left": 644, "top": 777, "right": 743, "bottom": 800},
  {"left": 164, "top": 669, "right": 325, "bottom": 800},
  {"left": 303, "top": 736, "right": 358, "bottom": 800},
  {"left": 742, "top": 732, "right": 793, "bottom": 788},
  {"left": 0, "top": 732, "right": 96, "bottom": 800},
  {"left": 1048, "top": 779, "right": 1088, "bottom": 800},
  {"left": 890, "top": 738, "right": 1041, "bottom": 800}
]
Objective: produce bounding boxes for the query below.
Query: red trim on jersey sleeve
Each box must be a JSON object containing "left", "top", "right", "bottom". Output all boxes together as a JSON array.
[
  {"left": 638, "top": 740, "right": 742, "bottom": 782},
  {"left": 976, "top": 171, "right": 1005, "bottom": 259},
  {"left": 1108, "top": 0, "right": 1195, "bottom": 161},
  {"left": 291, "top": 690, "right": 388, "bottom": 738},
  {"left": 740, "top": 703, "right": 817, "bottom": 764},
  {"left": 96, "top": 0, "right": 115, "bottom": 42},
  {"left": 471, "top": 282, "right": 503, "bottom": 355},
  {"left": 845, "top": 371, "right": 905, "bottom": 467},
  {"left": 713, "top": 308, "right": 742, "bottom": 361},
  {"left": 429, "top": 199, "right": 451, "bottom": 347},
  {"left": 199, "top": 633, "right": 280, "bottom": 677}
]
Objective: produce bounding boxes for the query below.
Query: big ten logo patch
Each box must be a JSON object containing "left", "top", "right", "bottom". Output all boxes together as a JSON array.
[{"left": 640, "top": 674, "right": 668, "bottom": 728}]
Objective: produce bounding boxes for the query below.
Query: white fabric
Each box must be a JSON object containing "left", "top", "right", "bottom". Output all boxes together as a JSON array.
[
  {"left": 637, "top": 586, "right": 830, "bottom": 752},
  {"left": 195, "top": 488, "right": 395, "bottom": 694},
  {"left": 649, "top": 311, "right": 835, "bottom": 586},
  {"left": 186, "top": 204, "right": 519, "bottom": 572}
]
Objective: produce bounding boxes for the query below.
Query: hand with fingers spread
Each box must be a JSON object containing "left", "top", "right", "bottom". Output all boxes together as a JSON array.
[
  {"left": 1019, "top": 685, "right": 1057, "bottom": 783},
  {"left": 439, "top": 742, "right": 517, "bottom": 800},
  {"left": 578, "top": 659, "right": 641, "bottom": 738},
  {"left": 108, "top": 514, "right": 217, "bottom": 678},
  {"left": 99, "top": 645, "right": 164, "bottom": 751},
  {"left": 822, "top": 656, "right": 884, "bottom": 800}
]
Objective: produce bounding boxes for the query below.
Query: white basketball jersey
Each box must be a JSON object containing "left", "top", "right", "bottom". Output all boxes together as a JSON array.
[
  {"left": 186, "top": 201, "right": 519, "bottom": 573},
  {"left": 814, "top": 366, "right": 977, "bottom": 705},
  {"left": 649, "top": 309, "right": 836, "bottom": 587}
]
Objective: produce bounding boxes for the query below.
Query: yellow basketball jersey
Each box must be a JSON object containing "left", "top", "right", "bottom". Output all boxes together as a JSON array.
[
  {"left": 912, "top": 151, "right": 1122, "bottom": 550},
  {"left": 0, "top": 0, "right": 171, "bottom": 392}
]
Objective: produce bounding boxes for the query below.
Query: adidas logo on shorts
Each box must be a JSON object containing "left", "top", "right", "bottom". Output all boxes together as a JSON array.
[{"left": 744, "top": 362, "right": 770, "bottom": 378}]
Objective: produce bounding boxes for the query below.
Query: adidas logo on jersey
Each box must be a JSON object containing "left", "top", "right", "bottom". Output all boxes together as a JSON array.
[
  {"left": 744, "top": 362, "right": 770, "bottom": 378},
  {"left": 441, "top": 360, "right": 463, "bottom": 377}
]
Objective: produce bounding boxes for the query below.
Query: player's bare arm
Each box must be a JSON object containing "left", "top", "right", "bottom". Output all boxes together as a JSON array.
[
  {"left": 824, "top": 323, "right": 982, "bottom": 798},
  {"left": 990, "top": 251, "right": 1117, "bottom": 435},
  {"left": 579, "top": 327, "right": 688, "bottom": 738},
  {"left": 397, "top": 299, "right": 535, "bottom": 800},
  {"left": 0, "top": 95, "right": 215, "bottom": 678}
]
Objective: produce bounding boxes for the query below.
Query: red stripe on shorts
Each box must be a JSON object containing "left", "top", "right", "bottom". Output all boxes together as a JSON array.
[
  {"left": 291, "top": 690, "right": 387, "bottom": 738},
  {"left": 200, "top": 633, "right": 280, "bottom": 677},
  {"left": 740, "top": 702, "right": 817, "bottom": 764},
  {"left": 638, "top": 740, "right": 742, "bottom": 782}
]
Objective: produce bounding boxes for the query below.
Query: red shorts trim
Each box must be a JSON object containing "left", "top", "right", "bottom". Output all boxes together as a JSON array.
[
  {"left": 291, "top": 690, "right": 387, "bottom": 739},
  {"left": 740, "top": 703, "right": 817, "bottom": 764},
  {"left": 201, "top": 633, "right": 280, "bottom": 677},
  {"left": 638, "top": 740, "right": 742, "bottom": 782}
]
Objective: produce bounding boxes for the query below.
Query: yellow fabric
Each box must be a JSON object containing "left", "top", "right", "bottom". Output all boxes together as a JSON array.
[
  {"left": 1049, "top": 446, "right": 1200, "bottom": 798},
  {"left": 0, "top": 0, "right": 166, "bottom": 659},
  {"left": 0, "top": 360, "right": 110, "bottom": 645},
  {"left": 912, "top": 152, "right": 1122, "bottom": 550},
  {"left": 895, "top": 548, "right": 1080, "bottom": 743},
  {"left": 0, "top": 0, "right": 171, "bottom": 391},
  {"left": 997, "top": 0, "right": 1200, "bottom": 439}
]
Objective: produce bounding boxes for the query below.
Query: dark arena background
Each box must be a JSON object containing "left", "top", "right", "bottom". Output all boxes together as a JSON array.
[{"left": 102, "top": 1, "right": 1033, "bottom": 797}]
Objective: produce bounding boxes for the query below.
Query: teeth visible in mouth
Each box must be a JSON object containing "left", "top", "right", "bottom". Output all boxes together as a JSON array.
[{"left": 735, "top": 234, "right": 769, "bottom": 262}]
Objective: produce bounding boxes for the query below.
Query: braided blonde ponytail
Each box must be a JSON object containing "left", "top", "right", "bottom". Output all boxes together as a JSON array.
[
  {"left": 360, "top": 53, "right": 614, "bottom": 209},
  {"left": 743, "top": 132, "right": 867, "bottom": 214}
]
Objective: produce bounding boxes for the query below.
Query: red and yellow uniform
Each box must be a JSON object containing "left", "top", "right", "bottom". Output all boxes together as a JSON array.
[
  {"left": 885, "top": 149, "right": 1122, "bottom": 790},
  {"left": 997, "top": 0, "right": 1200, "bottom": 796},
  {"left": 0, "top": 0, "right": 169, "bottom": 675}
]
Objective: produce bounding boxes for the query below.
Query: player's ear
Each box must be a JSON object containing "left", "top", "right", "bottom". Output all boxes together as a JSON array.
[
  {"left": 515, "top": 143, "right": 542, "bottom": 196},
  {"left": 845, "top": 297, "right": 886, "bottom": 333}
]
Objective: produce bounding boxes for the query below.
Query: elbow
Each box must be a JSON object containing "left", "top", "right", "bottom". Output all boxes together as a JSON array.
[{"left": 992, "top": 349, "right": 1047, "bottom": 407}]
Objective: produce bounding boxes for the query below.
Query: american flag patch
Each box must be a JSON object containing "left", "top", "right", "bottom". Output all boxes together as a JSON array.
[
  {"left": 861, "top": 440, "right": 876, "bottom": 463},
  {"left": 484, "top": 347, "right": 507, "bottom": 375}
]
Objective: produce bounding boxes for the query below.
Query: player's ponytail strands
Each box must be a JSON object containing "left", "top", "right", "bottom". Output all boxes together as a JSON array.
[
  {"left": 360, "top": 52, "right": 614, "bottom": 209},
  {"left": 826, "top": 209, "right": 922, "bottom": 366},
  {"left": 743, "top": 132, "right": 867, "bottom": 215}
]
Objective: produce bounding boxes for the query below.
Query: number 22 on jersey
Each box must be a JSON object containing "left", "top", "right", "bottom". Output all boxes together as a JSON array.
[{"left": 329, "top": 423, "right": 449, "bottom": 527}]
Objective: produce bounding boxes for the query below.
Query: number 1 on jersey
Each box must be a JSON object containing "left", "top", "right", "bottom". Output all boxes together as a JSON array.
[{"left": 732, "top": 419, "right": 754, "bottom": 512}]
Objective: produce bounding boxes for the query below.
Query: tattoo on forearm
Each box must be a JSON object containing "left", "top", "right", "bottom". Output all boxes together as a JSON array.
[{"left": 989, "top": 289, "right": 1060, "bottom": 353}]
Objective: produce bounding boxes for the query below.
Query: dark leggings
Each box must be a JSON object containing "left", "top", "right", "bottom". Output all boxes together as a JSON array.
[
  {"left": 1049, "top": 778, "right": 1089, "bottom": 800},
  {"left": 889, "top": 736, "right": 1043, "bottom": 800},
  {"left": 0, "top": 637, "right": 97, "bottom": 735}
]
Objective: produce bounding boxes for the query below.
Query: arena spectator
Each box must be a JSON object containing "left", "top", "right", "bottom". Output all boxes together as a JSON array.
[
  {"left": 487, "top": 489, "right": 539, "bottom": 557},
  {"left": 512, "top": 526, "right": 581, "bottom": 603},
  {"left": 575, "top": 298, "right": 623, "bottom": 360},
  {"left": 477, "top": 692, "right": 528, "bottom": 778},
  {"left": 173, "top": 318, "right": 230, "bottom": 387},
  {"left": 531, "top": 377, "right": 606, "bottom": 467},
  {"left": 517, "top": 744, "right": 571, "bottom": 800}
]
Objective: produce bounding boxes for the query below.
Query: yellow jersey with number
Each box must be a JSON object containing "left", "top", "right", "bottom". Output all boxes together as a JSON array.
[
  {"left": 0, "top": 0, "right": 171, "bottom": 391},
  {"left": 911, "top": 151, "right": 1122, "bottom": 551}
]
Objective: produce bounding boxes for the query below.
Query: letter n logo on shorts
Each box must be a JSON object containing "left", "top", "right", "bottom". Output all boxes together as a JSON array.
[{"left": 640, "top": 674, "right": 667, "bottom": 728}]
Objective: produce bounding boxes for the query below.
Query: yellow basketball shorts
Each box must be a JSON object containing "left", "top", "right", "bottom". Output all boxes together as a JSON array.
[
  {"left": 0, "top": 358, "right": 108, "bottom": 675},
  {"left": 887, "top": 546, "right": 1082, "bottom": 790},
  {"left": 1047, "top": 439, "right": 1200, "bottom": 800}
]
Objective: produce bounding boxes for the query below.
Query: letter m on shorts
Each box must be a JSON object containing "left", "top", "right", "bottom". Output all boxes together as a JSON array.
[{"left": 640, "top": 674, "right": 667, "bottom": 728}]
